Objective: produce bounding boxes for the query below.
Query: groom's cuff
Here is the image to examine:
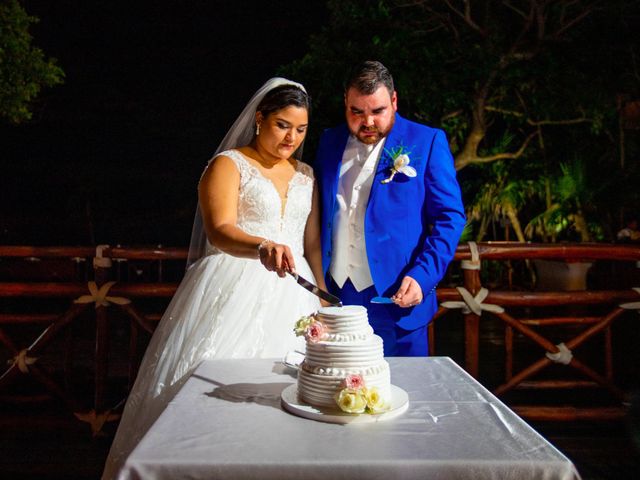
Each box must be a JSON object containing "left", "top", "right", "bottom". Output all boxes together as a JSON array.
[{"left": 405, "top": 267, "right": 436, "bottom": 299}]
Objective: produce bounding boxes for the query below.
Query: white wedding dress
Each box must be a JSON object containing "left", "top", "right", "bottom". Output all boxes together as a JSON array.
[{"left": 102, "top": 149, "right": 320, "bottom": 479}]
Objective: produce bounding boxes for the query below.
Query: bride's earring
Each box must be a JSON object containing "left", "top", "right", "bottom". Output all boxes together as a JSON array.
[{"left": 256, "top": 123, "right": 261, "bottom": 136}]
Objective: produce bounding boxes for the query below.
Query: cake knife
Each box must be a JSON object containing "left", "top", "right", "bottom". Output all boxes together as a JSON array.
[{"left": 288, "top": 272, "right": 343, "bottom": 306}]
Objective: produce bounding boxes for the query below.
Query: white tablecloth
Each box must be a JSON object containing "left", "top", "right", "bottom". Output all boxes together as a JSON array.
[{"left": 120, "top": 357, "right": 581, "bottom": 480}]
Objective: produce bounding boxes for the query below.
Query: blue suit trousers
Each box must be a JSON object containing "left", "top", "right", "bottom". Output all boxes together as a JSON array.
[{"left": 328, "top": 277, "right": 428, "bottom": 357}]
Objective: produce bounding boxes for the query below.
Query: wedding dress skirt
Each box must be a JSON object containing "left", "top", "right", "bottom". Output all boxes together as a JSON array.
[{"left": 102, "top": 150, "right": 321, "bottom": 479}]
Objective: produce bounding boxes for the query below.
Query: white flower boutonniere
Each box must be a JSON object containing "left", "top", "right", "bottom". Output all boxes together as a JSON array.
[{"left": 381, "top": 146, "right": 417, "bottom": 184}]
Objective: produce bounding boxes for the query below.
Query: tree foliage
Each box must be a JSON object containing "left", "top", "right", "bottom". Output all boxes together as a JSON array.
[
  {"left": 0, "top": 0, "right": 64, "bottom": 123},
  {"left": 281, "top": 0, "right": 640, "bottom": 241}
]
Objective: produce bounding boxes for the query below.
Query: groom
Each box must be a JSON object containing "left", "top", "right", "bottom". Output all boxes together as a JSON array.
[{"left": 315, "top": 60, "right": 465, "bottom": 356}]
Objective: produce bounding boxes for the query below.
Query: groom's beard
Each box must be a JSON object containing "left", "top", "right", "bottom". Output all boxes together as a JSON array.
[{"left": 353, "top": 118, "right": 395, "bottom": 145}]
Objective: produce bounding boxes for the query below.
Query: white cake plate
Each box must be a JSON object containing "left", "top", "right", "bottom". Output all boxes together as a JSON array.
[{"left": 281, "top": 384, "right": 409, "bottom": 424}]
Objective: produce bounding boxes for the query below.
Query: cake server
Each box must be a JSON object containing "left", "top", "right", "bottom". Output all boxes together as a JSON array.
[
  {"left": 371, "top": 296, "right": 394, "bottom": 304},
  {"left": 288, "top": 272, "right": 342, "bottom": 306}
]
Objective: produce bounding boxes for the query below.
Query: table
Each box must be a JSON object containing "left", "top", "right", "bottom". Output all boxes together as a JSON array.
[{"left": 119, "top": 357, "right": 581, "bottom": 480}]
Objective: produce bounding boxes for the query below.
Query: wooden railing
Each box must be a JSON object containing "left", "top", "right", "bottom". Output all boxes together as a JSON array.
[
  {"left": 1, "top": 242, "right": 639, "bottom": 432},
  {"left": 0, "top": 245, "right": 184, "bottom": 432},
  {"left": 437, "top": 242, "right": 640, "bottom": 421}
]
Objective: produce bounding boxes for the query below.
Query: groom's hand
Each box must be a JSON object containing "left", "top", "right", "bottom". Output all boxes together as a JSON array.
[{"left": 392, "top": 276, "right": 423, "bottom": 308}]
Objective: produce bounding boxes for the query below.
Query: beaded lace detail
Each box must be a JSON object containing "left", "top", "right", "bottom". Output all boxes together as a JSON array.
[{"left": 205, "top": 149, "right": 314, "bottom": 257}]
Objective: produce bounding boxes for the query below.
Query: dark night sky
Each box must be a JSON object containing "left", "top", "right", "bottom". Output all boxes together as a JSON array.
[{"left": 1, "top": 0, "right": 329, "bottom": 246}]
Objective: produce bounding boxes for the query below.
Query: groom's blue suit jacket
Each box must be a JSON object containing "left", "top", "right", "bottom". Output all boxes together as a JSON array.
[{"left": 315, "top": 113, "right": 466, "bottom": 330}]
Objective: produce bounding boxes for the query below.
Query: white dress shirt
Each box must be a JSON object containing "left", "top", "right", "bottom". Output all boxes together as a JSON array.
[{"left": 330, "top": 135, "right": 386, "bottom": 291}]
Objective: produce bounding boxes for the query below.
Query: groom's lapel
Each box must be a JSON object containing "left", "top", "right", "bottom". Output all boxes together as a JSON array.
[
  {"left": 369, "top": 113, "right": 409, "bottom": 201},
  {"left": 329, "top": 125, "right": 349, "bottom": 177},
  {"left": 325, "top": 125, "right": 350, "bottom": 213}
]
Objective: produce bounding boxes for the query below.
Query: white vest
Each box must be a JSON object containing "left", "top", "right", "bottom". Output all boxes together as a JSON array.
[{"left": 329, "top": 135, "right": 386, "bottom": 291}]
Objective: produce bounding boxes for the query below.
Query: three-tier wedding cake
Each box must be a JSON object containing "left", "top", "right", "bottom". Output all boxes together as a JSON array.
[{"left": 294, "top": 305, "right": 391, "bottom": 414}]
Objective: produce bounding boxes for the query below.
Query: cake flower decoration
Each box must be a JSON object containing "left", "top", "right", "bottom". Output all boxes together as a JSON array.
[
  {"left": 294, "top": 314, "right": 326, "bottom": 343},
  {"left": 343, "top": 373, "right": 365, "bottom": 390},
  {"left": 305, "top": 321, "right": 325, "bottom": 343},
  {"left": 381, "top": 145, "right": 417, "bottom": 184},
  {"left": 334, "top": 374, "right": 390, "bottom": 414},
  {"left": 335, "top": 387, "right": 368, "bottom": 414},
  {"left": 362, "top": 386, "right": 388, "bottom": 413},
  {"left": 294, "top": 315, "right": 315, "bottom": 336}
]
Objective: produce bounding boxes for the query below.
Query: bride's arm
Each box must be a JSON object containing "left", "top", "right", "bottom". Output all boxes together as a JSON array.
[
  {"left": 199, "top": 155, "right": 295, "bottom": 276},
  {"left": 304, "top": 182, "right": 328, "bottom": 293}
]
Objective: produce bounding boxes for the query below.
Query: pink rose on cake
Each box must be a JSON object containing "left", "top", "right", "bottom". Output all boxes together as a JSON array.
[
  {"left": 294, "top": 315, "right": 326, "bottom": 342},
  {"left": 305, "top": 321, "right": 325, "bottom": 343},
  {"left": 342, "top": 374, "right": 365, "bottom": 390}
]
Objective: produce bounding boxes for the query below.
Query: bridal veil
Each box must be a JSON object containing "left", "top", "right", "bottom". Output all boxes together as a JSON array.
[{"left": 186, "top": 77, "right": 307, "bottom": 268}]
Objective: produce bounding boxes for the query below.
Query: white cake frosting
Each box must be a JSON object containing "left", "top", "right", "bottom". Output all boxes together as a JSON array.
[{"left": 297, "top": 305, "right": 391, "bottom": 409}]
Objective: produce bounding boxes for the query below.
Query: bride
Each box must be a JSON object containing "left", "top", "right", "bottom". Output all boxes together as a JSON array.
[{"left": 102, "top": 78, "right": 325, "bottom": 479}]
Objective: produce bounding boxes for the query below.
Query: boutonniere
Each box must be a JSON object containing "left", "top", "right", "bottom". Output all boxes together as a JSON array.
[{"left": 381, "top": 145, "right": 417, "bottom": 184}]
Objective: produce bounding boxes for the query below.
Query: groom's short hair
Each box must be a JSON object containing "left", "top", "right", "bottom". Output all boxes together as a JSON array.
[{"left": 344, "top": 60, "right": 394, "bottom": 96}]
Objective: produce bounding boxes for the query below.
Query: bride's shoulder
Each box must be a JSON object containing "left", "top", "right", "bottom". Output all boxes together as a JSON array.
[
  {"left": 296, "top": 160, "right": 315, "bottom": 180},
  {"left": 214, "top": 149, "right": 245, "bottom": 164},
  {"left": 207, "top": 149, "right": 250, "bottom": 172},
  {"left": 200, "top": 150, "right": 243, "bottom": 184}
]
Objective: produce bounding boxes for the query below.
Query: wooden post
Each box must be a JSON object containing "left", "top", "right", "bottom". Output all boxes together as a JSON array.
[
  {"left": 128, "top": 320, "right": 139, "bottom": 392},
  {"left": 505, "top": 325, "right": 513, "bottom": 381},
  {"left": 605, "top": 325, "right": 613, "bottom": 380},
  {"left": 93, "top": 245, "right": 112, "bottom": 412},
  {"left": 463, "top": 266, "right": 482, "bottom": 378},
  {"left": 428, "top": 322, "right": 435, "bottom": 355}
]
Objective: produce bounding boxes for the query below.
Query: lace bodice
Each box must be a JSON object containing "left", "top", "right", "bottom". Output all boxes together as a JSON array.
[{"left": 205, "top": 149, "right": 314, "bottom": 257}]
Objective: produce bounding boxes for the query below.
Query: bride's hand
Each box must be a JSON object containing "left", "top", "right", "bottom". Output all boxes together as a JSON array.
[{"left": 258, "top": 241, "right": 296, "bottom": 278}]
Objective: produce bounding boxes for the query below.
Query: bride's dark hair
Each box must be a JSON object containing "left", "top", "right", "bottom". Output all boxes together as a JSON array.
[{"left": 256, "top": 84, "right": 311, "bottom": 118}]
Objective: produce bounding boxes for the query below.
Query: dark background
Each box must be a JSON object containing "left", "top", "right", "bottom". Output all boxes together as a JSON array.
[{"left": 1, "top": 0, "right": 329, "bottom": 246}]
